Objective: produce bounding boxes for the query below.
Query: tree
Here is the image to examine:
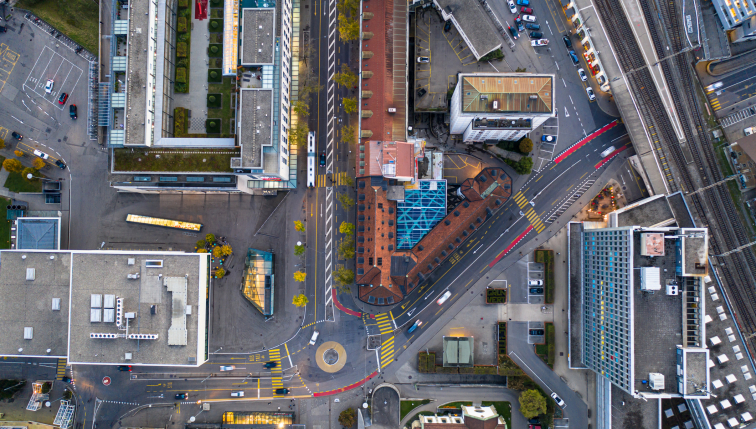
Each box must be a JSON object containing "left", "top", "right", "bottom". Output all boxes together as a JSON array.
[
  {"left": 338, "top": 13, "right": 360, "bottom": 42},
  {"left": 2, "top": 158, "right": 23, "bottom": 173},
  {"left": 293, "top": 100, "right": 309, "bottom": 117},
  {"left": 333, "top": 267, "right": 355, "bottom": 286},
  {"left": 220, "top": 244, "right": 233, "bottom": 256},
  {"left": 294, "top": 244, "right": 305, "bottom": 256},
  {"left": 519, "top": 138, "right": 533, "bottom": 153},
  {"left": 338, "top": 238, "right": 355, "bottom": 260},
  {"left": 343, "top": 97, "right": 358, "bottom": 114},
  {"left": 334, "top": 63, "right": 358, "bottom": 88},
  {"left": 339, "top": 221, "right": 355, "bottom": 235},
  {"left": 197, "top": 248, "right": 209, "bottom": 253},
  {"left": 294, "top": 220, "right": 306, "bottom": 232},
  {"left": 337, "top": 192, "right": 354, "bottom": 209},
  {"left": 212, "top": 246, "right": 223, "bottom": 258},
  {"left": 206, "top": 233, "right": 217, "bottom": 244},
  {"left": 338, "top": 408, "right": 356, "bottom": 428},
  {"left": 32, "top": 157, "right": 46, "bottom": 170},
  {"left": 294, "top": 271, "right": 307, "bottom": 282},
  {"left": 215, "top": 267, "right": 226, "bottom": 278},
  {"left": 342, "top": 175, "right": 354, "bottom": 187},
  {"left": 518, "top": 389, "right": 547, "bottom": 419},
  {"left": 0, "top": 138, "right": 5, "bottom": 149},
  {"left": 292, "top": 294, "right": 309, "bottom": 307},
  {"left": 337, "top": 0, "right": 360, "bottom": 16},
  {"left": 505, "top": 156, "right": 533, "bottom": 175},
  {"left": 13, "top": 150, "right": 23, "bottom": 157},
  {"left": 289, "top": 123, "right": 309, "bottom": 148},
  {"left": 196, "top": 239, "right": 207, "bottom": 248},
  {"left": 341, "top": 124, "right": 357, "bottom": 146},
  {"left": 22, "top": 168, "right": 37, "bottom": 181}
]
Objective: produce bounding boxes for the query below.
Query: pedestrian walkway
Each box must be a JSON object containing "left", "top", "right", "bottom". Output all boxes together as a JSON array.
[
  {"left": 380, "top": 335, "right": 395, "bottom": 369},
  {"left": 175, "top": 4, "right": 211, "bottom": 133},
  {"left": 269, "top": 348, "right": 284, "bottom": 397},
  {"left": 374, "top": 313, "right": 395, "bottom": 335},
  {"left": 56, "top": 358, "right": 67, "bottom": 380}
]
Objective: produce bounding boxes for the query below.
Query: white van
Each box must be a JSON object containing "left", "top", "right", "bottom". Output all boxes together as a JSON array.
[
  {"left": 231, "top": 391, "right": 244, "bottom": 397},
  {"left": 309, "top": 330, "right": 320, "bottom": 345},
  {"left": 600, "top": 146, "right": 615, "bottom": 158}
]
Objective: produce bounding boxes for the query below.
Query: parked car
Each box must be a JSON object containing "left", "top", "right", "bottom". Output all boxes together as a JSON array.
[
  {"left": 705, "top": 81, "right": 723, "bottom": 93},
  {"left": 530, "top": 288, "right": 544, "bottom": 294},
  {"left": 568, "top": 50, "right": 579, "bottom": 65},
  {"left": 408, "top": 319, "right": 423, "bottom": 333},
  {"left": 508, "top": 23, "right": 518, "bottom": 39},
  {"left": 61, "top": 377, "right": 72, "bottom": 383},
  {"left": 529, "top": 31, "right": 543, "bottom": 39},
  {"left": 528, "top": 280, "right": 543, "bottom": 286},
  {"left": 175, "top": 393, "right": 187, "bottom": 400},
  {"left": 542, "top": 135, "right": 555, "bottom": 142},
  {"left": 531, "top": 39, "right": 548, "bottom": 46},
  {"left": 525, "top": 23, "right": 540, "bottom": 30},
  {"left": 55, "top": 159, "right": 66, "bottom": 169},
  {"left": 58, "top": 92, "right": 68, "bottom": 104},
  {"left": 577, "top": 68, "right": 587, "bottom": 81},
  {"left": 319, "top": 151, "right": 326, "bottom": 167},
  {"left": 444, "top": 21, "right": 452, "bottom": 32},
  {"left": 231, "top": 391, "right": 245, "bottom": 397},
  {"left": 309, "top": 330, "right": 320, "bottom": 345},
  {"left": 745, "top": 127, "right": 755, "bottom": 136},
  {"left": 521, "top": 6, "right": 533, "bottom": 13},
  {"left": 507, "top": 0, "right": 517, "bottom": 13},
  {"left": 516, "top": 0, "right": 529, "bottom": 5},
  {"left": 117, "top": 365, "right": 132, "bottom": 372},
  {"left": 551, "top": 392, "right": 566, "bottom": 408},
  {"left": 275, "top": 388, "right": 290, "bottom": 395},
  {"left": 417, "top": 88, "right": 427, "bottom": 98},
  {"left": 529, "top": 329, "right": 545, "bottom": 335},
  {"left": 220, "top": 365, "right": 235, "bottom": 371},
  {"left": 417, "top": 56, "right": 430, "bottom": 63},
  {"left": 70, "top": 104, "right": 77, "bottom": 119},
  {"left": 437, "top": 291, "right": 452, "bottom": 305},
  {"left": 11, "top": 131, "right": 22, "bottom": 140},
  {"left": 44, "top": 79, "right": 54, "bottom": 94},
  {"left": 522, "top": 14, "right": 536, "bottom": 22},
  {"left": 33, "top": 149, "right": 49, "bottom": 160},
  {"left": 516, "top": 17, "right": 525, "bottom": 32},
  {"left": 562, "top": 35, "right": 573, "bottom": 49},
  {"left": 586, "top": 86, "right": 596, "bottom": 101},
  {"left": 600, "top": 146, "right": 616, "bottom": 157},
  {"left": 264, "top": 361, "right": 278, "bottom": 369}
]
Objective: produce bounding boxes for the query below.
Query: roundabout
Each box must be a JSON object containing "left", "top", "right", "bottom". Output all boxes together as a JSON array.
[{"left": 315, "top": 341, "right": 347, "bottom": 373}]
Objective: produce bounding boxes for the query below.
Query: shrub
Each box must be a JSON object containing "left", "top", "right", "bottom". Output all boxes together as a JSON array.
[
  {"left": 206, "top": 119, "right": 221, "bottom": 134},
  {"left": 479, "top": 48, "right": 505, "bottom": 62},
  {"left": 178, "top": 0, "right": 189, "bottom": 7},
  {"left": 32, "top": 158, "right": 46, "bottom": 170},
  {"left": 180, "top": 7, "right": 191, "bottom": 17},
  {"left": 519, "top": 137, "right": 533, "bottom": 153},
  {"left": 208, "top": 69, "right": 222, "bottom": 82},
  {"left": 178, "top": 32, "right": 189, "bottom": 43},
  {"left": 208, "top": 44, "right": 223, "bottom": 57},
  {"left": 177, "top": 16, "right": 187, "bottom": 33},
  {"left": 207, "top": 94, "right": 222, "bottom": 108},
  {"left": 209, "top": 19, "right": 223, "bottom": 31},
  {"left": 174, "top": 82, "right": 187, "bottom": 93},
  {"left": 210, "top": 45, "right": 219, "bottom": 54},
  {"left": 175, "top": 67, "right": 187, "bottom": 84},
  {"left": 177, "top": 42, "right": 188, "bottom": 58},
  {"left": 435, "top": 366, "right": 459, "bottom": 374},
  {"left": 177, "top": 58, "right": 189, "bottom": 68},
  {"left": 418, "top": 352, "right": 435, "bottom": 373},
  {"left": 473, "top": 365, "right": 498, "bottom": 374},
  {"left": 173, "top": 107, "right": 188, "bottom": 136},
  {"left": 504, "top": 156, "right": 533, "bottom": 175}
]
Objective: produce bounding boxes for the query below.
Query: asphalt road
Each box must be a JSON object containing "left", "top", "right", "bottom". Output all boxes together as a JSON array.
[{"left": 706, "top": 63, "right": 756, "bottom": 115}]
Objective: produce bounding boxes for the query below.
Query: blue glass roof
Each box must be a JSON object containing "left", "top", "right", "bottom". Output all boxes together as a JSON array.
[{"left": 396, "top": 180, "right": 447, "bottom": 250}]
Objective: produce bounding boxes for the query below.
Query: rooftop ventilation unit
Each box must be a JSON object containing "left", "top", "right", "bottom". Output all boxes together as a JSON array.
[
  {"left": 127, "top": 333, "right": 158, "bottom": 340},
  {"left": 52, "top": 298, "right": 61, "bottom": 311},
  {"left": 145, "top": 260, "right": 163, "bottom": 268},
  {"left": 24, "top": 327, "right": 33, "bottom": 339},
  {"left": 666, "top": 284, "right": 679, "bottom": 296},
  {"left": 103, "top": 309, "right": 115, "bottom": 323},
  {"left": 90, "top": 294, "right": 102, "bottom": 308},
  {"left": 648, "top": 373, "right": 665, "bottom": 390},
  {"left": 104, "top": 294, "right": 115, "bottom": 309},
  {"left": 90, "top": 308, "right": 102, "bottom": 323},
  {"left": 26, "top": 268, "right": 35, "bottom": 281},
  {"left": 116, "top": 298, "right": 124, "bottom": 327},
  {"left": 128, "top": 258, "right": 135, "bottom": 266},
  {"left": 89, "top": 333, "right": 118, "bottom": 339},
  {"left": 127, "top": 273, "right": 140, "bottom": 280}
]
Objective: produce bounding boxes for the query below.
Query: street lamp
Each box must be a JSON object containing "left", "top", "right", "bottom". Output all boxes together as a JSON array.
[{"left": 26, "top": 173, "right": 55, "bottom": 182}]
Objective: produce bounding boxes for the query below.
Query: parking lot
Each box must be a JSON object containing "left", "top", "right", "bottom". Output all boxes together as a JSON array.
[
  {"left": 24, "top": 46, "right": 83, "bottom": 109},
  {"left": 527, "top": 261, "right": 545, "bottom": 304}
]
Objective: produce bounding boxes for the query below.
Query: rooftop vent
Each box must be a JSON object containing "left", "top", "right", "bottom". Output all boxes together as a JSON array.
[
  {"left": 128, "top": 258, "right": 135, "bottom": 266},
  {"left": 24, "top": 327, "right": 33, "bottom": 340},
  {"left": 52, "top": 298, "right": 61, "bottom": 311},
  {"left": 26, "top": 268, "right": 35, "bottom": 281},
  {"left": 145, "top": 260, "right": 163, "bottom": 268}
]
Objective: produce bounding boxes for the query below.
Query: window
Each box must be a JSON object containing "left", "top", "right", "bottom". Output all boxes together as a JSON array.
[
  {"left": 377, "top": 258, "right": 382, "bottom": 266},
  {"left": 369, "top": 257, "right": 374, "bottom": 265}
]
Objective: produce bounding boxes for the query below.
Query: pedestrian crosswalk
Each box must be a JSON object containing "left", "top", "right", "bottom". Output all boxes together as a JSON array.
[
  {"left": 375, "top": 313, "right": 394, "bottom": 335},
  {"left": 269, "top": 348, "right": 284, "bottom": 398},
  {"left": 380, "top": 336, "right": 395, "bottom": 369},
  {"left": 316, "top": 171, "right": 351, "bottom": 187},
  {"left": 56, "top": 358, "right": 67, "bottom": 380},
  {"left": 523, "top": 207, "right": 546, "bottom": 234},
  {"left": 513, "top": 192, "right": 532, "bottom": 209}
]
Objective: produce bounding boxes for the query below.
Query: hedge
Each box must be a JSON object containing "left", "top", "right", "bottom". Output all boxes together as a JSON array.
[
  {"left": 207, "top": 94, "right": 222, "bottom": 108},
  {"left": 177, "top": 42, "right": 188, "bottom": 58},
  {"left": 418, "top": 352, "right": 435, "bottom": 373},
  {"left": 177, "top": 17, "right": 187, "bottom": 33},
  {"left": 206, "top": 119, "right": 222, "bottom": 134},
  {"left": 435, "top": 366, "right": 459, "bottom": 374},
  {"left": 208, "top": 69, "right": 222, "bottom": 83},
  {"left": 208, "top": 44, "right": 223, "bottom": 57},
  {"left": 178, "top": 0, "right": 189, "bottom": 7},
  {"left": 175, "top": 67, "right": 187, "bottom": 84},
  {"left": 209, "top": 19, "right": 224, "bottom": 32},
  {"left": 173, "top": 107, "right": 188, "bottom": 137},
  {"left": 474, "top": 365, "right": 498, "bottom": 375}
]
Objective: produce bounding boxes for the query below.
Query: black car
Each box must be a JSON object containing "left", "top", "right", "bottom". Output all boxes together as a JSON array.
[
  {"left": 417, "top": 88, "right": 427, "bottom": 98},
  {"left": 530, "top": 287, "right": 544, "bottom": 294},
  {"left": 319, "top": 151, "right": 326, "bottom": 167},
  {"left": 515, "top": 17, "right": 524, "bottom": 32},
  {"left": 525, "top": 23, "right": 540, "bottom": 30},
  {"left": 55, "top": 159, "right": 67, "bottom": 169},
  {"left": 117, "top": 365, "right": 132, "bottom": 372},
  {"left": 264, "top": 361, "right": 278, "bottom": 369},
  {"left": 562, "top": 35, "right": 572, "bottom": 49},
  {"left": 444, "top": 20, "right": 452, "bottom": 32},
  {"left": 275, "top": 388, "right": 290, "bottom": 395},
  {"left": 568, "top": 50, "right": 579, "bottom": 65},
  {"left": 11, "top": 131, "right": 22, "bottom": 140},
  {"left": 175, "top": 393, "right": 187, "bottom": 400},
  {"left": 508, "top": 24, "right": 518, "bottom": 40},
  {"left": 61, "top": 377, "right": 72, "bottom": 383},
  {"left": 529, "top": 329, "right": 545, "bottom": 336},
  {"left": 529, "top": 32, "right": 543, "bottom": 39},
  {"left": 70, "top": 104, "right": 77, "bottom": 119}
]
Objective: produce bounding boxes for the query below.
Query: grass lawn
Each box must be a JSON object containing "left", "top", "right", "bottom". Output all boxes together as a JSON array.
[
  {"left": 18, "top": 0, "right": 98, "bottom": 53},
  {"left": 400, "top": 400, "right": 430, "bottom": 420},
  {"left": 535, "top": 249, "right": 555, "bottom": 304},
  {"left": 208, "top": 77, "right": 236, "bottom": 138},
  {"left": 0, "top": 196, "right": 10, "bottom": 249},
  {"left": 437, "top": 401, "right": 511, "bottom": 428},
  {"left": 113, "top": 148, "right": 236, "bottom": 172},
  {"left": 4, "top": 172, "right": 43, "bottom": 193},
  {"left": 535, "top": 322, "right": 556, "bottom": 368}
]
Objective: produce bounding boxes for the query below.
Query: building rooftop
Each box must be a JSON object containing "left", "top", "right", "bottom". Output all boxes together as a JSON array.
[
  {"left": 612, "top": 194, "right": 675, "bottom": 228},
  {"left": 238, "top": 88, "right": 274, "bottom": 170},
  {"left": 366, "top": 141, "right": 415, "bottom": 180},
  {"left": 679, "top": 228, "right": 708, "bottom": 277},
  {"left": 459, "top": 74, "right": 553, "bottom": 114},
  {"left": 435, "top": 0, "right": 501, "bottom": 60},
  {"left": 124, "top": 0, "right": 150, "bottom": 147},
  {"left": 396, "top": 180, "right": 447, "bottom": 249},
  {"left": 16, "top": 218, "right": 60, "bottom": 250},
  {"left": 443, "top": 336, "right": 474, "bottom": 367},
  {"left": 0, "top": 251, "right": 209, "bottom": 366},
  {"left": 610, "top": 384, "right": 659, "bottom": 429},
  {"left": 241, "top": 8, "right": 275, "bottom": 65}
]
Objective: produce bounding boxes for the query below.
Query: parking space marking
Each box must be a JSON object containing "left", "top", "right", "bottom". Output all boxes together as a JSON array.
[
  {"left": 0, "top": 44, "right": 20, "bottom": 94},
  {"left": 23, "top": 46, "right": 84, "bottom": 110}
]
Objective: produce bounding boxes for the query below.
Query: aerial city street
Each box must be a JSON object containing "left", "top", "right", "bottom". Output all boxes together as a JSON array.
[{"left": 2, "top": 0, "right": 756, "bottom": 428}]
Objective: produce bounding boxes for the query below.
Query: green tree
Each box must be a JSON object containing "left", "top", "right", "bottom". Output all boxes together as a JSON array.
[
  {"left": 197, "top": 239, "right": 207, "bottom": 248},
  {"left": 292, "top": 294, "right": 309, "bottom": 307},
  {"left": 22, "top": 168, "right": 37, "bottom": 181},
  {"left": 294, "top": 220, "right": 306, "bottom": 232},
  {"left": 343, "top": 97, "right": 358, "bottom": 114},
  {"left": 334, "top": 267, "right": 355, "bottom": 286},
  {"left": 2, "top": 158, "right": 23, "bottom": 173},
  {"left": 339, "top": 221, "right": 355, "bottom": 235},
  {"left": 212, "top": 246, "right": 223, "bottom": 258},
  {"left": 294, "top": 271, "right": 307, "bottom": 282},
  {"left": 338, "top": 408, "right": 356, "bottom": 428},
  {"left": 338, "top": 238, "right": 355, "bottom": 260},
  {"left": 519, "top": 138, "right": 533, "bottom": 153},
  {"left": 338, "top": 13, "right": 360, "bottom": 42},
  {"left": 518, "top": 389, "right": 547, "bottom": 419},
  {"left": 206, "top": 233, "right": 217, "bottom": 244},
  {"left": 337, "top": 192, "right": 354, "bottom": 209},
  {"left": 294, "top": 244, "right": 305, "bottom": 256},
  {"left": 337, "top": 0, "right": 360, "bottom": 16},
  {"left": 341, "top": 124, "right": 357, "bottom": 146},
  {"left": 220, "top": 244, "right": 233, "bottom": 256},
  {"left": 215, "top": 267, "right": 226, "bottom": 278},
  {"left": 293, "top": 100, "right": 310, "bottom": 117},
  {"left": 289, "top": 123, "right": 310, "bottom": 149},
  {"left": 505, "top": 156, "right": 533, "bottom": 175},
  {"left": 334, "top": 63, "right": 358, "bottom": 88},
  {"left": 342, "top": 175, "right": 354, "bottom": 187}
]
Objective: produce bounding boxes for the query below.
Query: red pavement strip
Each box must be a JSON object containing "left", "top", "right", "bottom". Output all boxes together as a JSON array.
[
  {"left": 195, "top": 0, "right": 208, "bottom": 20},
  {"left": 594, "top": 145, "right": 630, "bottom": 169},
  {"left": 488, "top": 226, "right": 534, "bottom": 268},
  {"left": 313, "top": 371, "right": 378, "bottom": 397},
  {"left": 553, "top": 119, "right": 620, "bottom": 164},
  {"left": 332, "top": 288, "right": 362, "bottom": 317}
]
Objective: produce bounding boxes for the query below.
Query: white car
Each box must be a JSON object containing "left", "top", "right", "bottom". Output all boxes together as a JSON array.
[
  {"left": 551, "top": 392, "right": 566, "bottom": 408},
  {"left": 522, "top": 14, "right": 537, "bottom": 22},
  {"left": 33, "top": 149, "right": 49, "bottom": 160},
  {"left": 745, "top": 127, "right": 755, "bottom": 136},
  {"left": 507, "top": 0, "right": 517, "bottom": 13},
  {"left": 531, "top": 39, "right": 548, "bottom": 47},
  {"left": 586, "top": 87, "right": 596, "bottom": 101},
  {"left": 437, "top": 291, "right": 452, "bottom": 305},
  {"left": 231, "top": 391, "right": 245, "bottom": 397},
  {"left": 600, "top": 146, "right": 616, "bottom": 158},
  {"left": 705, "top": 82, "right": 723, "bottom": 93},
  {"left": 220, "top": 365, "right": 235, "bottom": 371},
  {"left": 309, "top": 330, "right": 320, "bottom": 345},
  {"left": 528, "top": 280, "right": 543, "bottom": 286},
  {"left": 577, "top": 68, "right": 587, "bottom": 81},
  {"left": 417, "top": 57, "right": 430, "bottom": 63},
  {"left": 44, "top": 79, "right": 54, "bottom": 94}
]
